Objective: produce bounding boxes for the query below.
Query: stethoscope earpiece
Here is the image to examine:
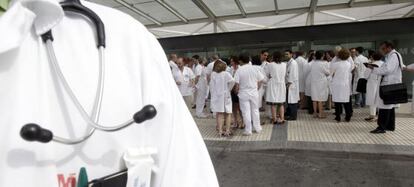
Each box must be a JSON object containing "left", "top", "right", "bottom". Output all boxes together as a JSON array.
[
  {"left": 133, "top": 105, "right": 157, "bottom": 123},
  {"left": 20, "top": 123, "right": 54, "bottom": 143}
]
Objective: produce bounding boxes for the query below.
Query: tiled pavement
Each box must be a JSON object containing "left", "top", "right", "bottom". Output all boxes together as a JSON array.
[{"left": 193, "top": 103, "right": 414, "bottom": 157}]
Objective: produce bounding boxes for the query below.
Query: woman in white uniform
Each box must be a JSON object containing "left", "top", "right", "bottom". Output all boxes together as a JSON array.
[
  {"left": 330, "top": 49, "right": 353, "bottom": 122},
  {"left": 210, "top": 60, "right": 235, "bottom": 137},
  {"left": 364, "top": 53, "right": 384, "bottom": 122},
  {"left": 265, "top": 51, "right": 287, "bottom": 124},
  {"left": 310, "top": 50, "right": 330, "bottom": 118}
]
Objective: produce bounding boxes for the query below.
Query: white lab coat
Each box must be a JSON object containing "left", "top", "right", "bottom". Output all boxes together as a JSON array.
[
  {"left": 332, "top": 56, "right": 355, "bottom": 93},
  {"left": 372, "top": 50, "right": 404, "bottom": 109},
  {"left": 364, "top": 60, "right": 384, "bottom": 106},
  {"left": 0, "top": 1, "right": 218, "bottom": 187},
  {"left": 286, "top": 58, "right": 300, "bottom": 104},
  {"left": 209, "top": 71, "right": 235, "bottom": 113},
  {"left": 310, "top": 60, "right": 330, "bottom": 101},
  {"left": 304, "top": 60, "right": 313, "bottom": 96},
  {"left": 195, "top": 65, "right": 208, "bottom": 116},
  {"left": 169, "top": 60, "right": 179, "bottom": 73},
  {"left": 265, "top": 62, "right": 286, "bottom": 103},
  {"left": 173, "top": 66, "right": 195, "bottom": 97},
  {"left": 256, "top": 61, "right": 268, "bottom": 108},
  {"left": 295, "top": 56, "right": 307, "bottom": 93},
  {"left": 330, "top": 60, "right": 352, "bottom": 103},
  {"left": 352, "top": 54, "right": 369, "bottom": 94}
]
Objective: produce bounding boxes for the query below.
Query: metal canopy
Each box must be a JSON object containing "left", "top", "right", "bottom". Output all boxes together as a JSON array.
[{"left": 87, "top": 0, "right": 414, "bottom": 38}]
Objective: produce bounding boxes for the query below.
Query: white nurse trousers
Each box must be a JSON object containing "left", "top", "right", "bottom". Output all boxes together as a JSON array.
[{"left": 239, "top": 95, "right": 262, "bottom": 134}]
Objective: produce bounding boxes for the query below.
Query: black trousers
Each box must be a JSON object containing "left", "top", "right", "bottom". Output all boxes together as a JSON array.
[
  {"left": 306, "top": 96, "right": 314, "bottom": 114},
  {"left": 377, "top": 108, "right": 395, "bottom": 131},
  {"left": 334, "top": 102, "right": 352, "bottom": 121},
  {"left": 286, "top": 103, "right": 298, "bottom": 120}
]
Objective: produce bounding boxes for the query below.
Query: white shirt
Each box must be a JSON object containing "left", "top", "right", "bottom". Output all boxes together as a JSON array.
[
  {"left": 354, "top": 54, "right": 369, "bottom": 79},
  {"left": 0, "top": 1, "right": 218, "bottom": 186},
  {"left": 173, "top": 67, "right": 195, "bottom": 96},
  {"left": 234, "top": 64, "right": 264, "bottom": 99}
]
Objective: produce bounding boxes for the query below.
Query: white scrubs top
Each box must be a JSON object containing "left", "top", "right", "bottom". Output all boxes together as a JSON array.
[{"left": 0, "top": 0, "right": 218, "bottom": 186}]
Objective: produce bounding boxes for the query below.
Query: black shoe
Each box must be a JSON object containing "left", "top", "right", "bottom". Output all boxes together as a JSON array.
[
  {"left": 370, "top": 129, "right": 386, "bottom": 134},
  {"left": 334, "top": 116, "right": 341, "bottom": 122},
  {"left": 386, "top": 128, "right": 395, "bottom": 131},
  {"left": 286, "top": 117, "right": 297, "bottom": 121},
  {"left": 192, "top": 105, "right": 196, "bottom": 109}
]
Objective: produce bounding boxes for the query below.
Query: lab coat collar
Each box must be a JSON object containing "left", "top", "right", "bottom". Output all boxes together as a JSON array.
[{"left": 0, "top": 0, "right": 63, "bottom": 53}]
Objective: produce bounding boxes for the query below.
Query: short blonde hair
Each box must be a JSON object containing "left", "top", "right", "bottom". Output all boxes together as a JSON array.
[
  {"left": 337, "top": 49, "right": 350, "bottom": 60},
  {"left": 213, "top": 60, "right": 227, "bottom": 73}
]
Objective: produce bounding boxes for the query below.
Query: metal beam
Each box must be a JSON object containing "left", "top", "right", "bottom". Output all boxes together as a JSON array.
[
  {"left": 217, "top": 21, "right": 229, "bottom": 32},
  {"left": 115, "top": 0, "right": 162, "bottom": 26},
  {"left": 348, "top": 0, "right": 355, "bottom": 7},
  {"left": 192, "top": 0, "right": 216, "bottom": 20},
  {"left": 224, "top": 20, "right": 268, "bottom": 29},
  {"left": 155, "top": 0, "right": 188, "bottom": 23},
  {"left": 403, "top": 7, "right": 414, "bottom": 17},
  {"left": 269, "top": 13, "right": 306, "bottom": 27},
  {"left": 234, "top": 0, "right": 247, "bottom": 18},
  {"left": 306, "top": 0, "right": 318, "bottom": 25},
  {"left": 274, "top": 0, "right": 279, "bottom": 14},
  {"left": 190, "top": 21, "right": 212, "bottom": 35},
  {"left": 146, "top": 0, "right": 412, "bottom": 28},
  {"left": 319, "top": 11, "right": 358, "bottom": 21}
]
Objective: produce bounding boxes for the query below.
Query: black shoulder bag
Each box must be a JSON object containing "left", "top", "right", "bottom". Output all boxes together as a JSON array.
[{"left": 379, "top": 53, "right": 408, "bottom": 105}]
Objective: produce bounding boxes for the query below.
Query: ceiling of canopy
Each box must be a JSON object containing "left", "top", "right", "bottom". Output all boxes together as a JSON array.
[{"left": 87, "top": 0, "right": 414, "bottom": 38}]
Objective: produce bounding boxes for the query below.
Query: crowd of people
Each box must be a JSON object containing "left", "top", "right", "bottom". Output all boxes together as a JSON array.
[{"left": 168, "top": 40, "right": 408, "bottom": 137}]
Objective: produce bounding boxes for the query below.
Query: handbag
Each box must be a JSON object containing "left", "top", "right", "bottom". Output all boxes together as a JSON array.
[
  {"left": 356, "top": 78, "right": 367, "bottom": 93},
  {"left": 379, "top": 52, "right": 408, "bottom": 105}
]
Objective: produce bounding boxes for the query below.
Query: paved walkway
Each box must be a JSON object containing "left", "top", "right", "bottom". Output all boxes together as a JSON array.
[{"left": 193, "top": 103, "right": 414, "bottom": 157}]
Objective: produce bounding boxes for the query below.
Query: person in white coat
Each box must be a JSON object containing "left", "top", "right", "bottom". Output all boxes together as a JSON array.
[
  {"left": 210, "top": 60, "right": 235, "bottom": 137},
  {"left": 295, "top": 51, "right": 307, "bottom": 109},
  {"left": 0, "top": 0, "right": 218, "bottom": 186},
  {"left": 304, "top": 50, "right": 315, "bottom": 114},
  {"left": 234, "top": 53, "right": 265, "bottom": 136},
  {"left": 265, "top": 51, "right": 287, "bottom": 124},
  {"left": 310, "top": 51, "right": 330, "bottom": 118},
  {"left": 330, "top": 49, "right": 353, "bottom": 122},
  {"left": 368, "top": 41, "right": 404, "bottom": 134},
  {"left": 258, "top": 50, "right": 270, "bottom": 115},
  {"left": 195, "top": 56, "right": 209, "bottom": 118},
  {"left": 192, "top": 55, "right": 203, "bottom": 108},
  {"left": 168, "top": 53, "right": 179, "bottom": 73},
  {"left": 230, "top": 56, "right": 244, "bottom": 129},
  {"left": 352, "top": 47, "right": 369, "bottom": 107},
  {"left": 364, "top": 53, "right": 384, "bottom": 122},
  {"left": 173, "top": 57, "right": 196, "bottom": 109},
  {"left": 284, "top": 50, "right": 300, "bottom": 120}
]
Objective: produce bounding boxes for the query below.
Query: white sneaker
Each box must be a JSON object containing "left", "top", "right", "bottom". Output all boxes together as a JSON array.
[
  {"left": 242, "top": 132, "right": 252, "bottom": 136},
  {"left": 254, "top": 129, "right": 262, "bottom": 134}
]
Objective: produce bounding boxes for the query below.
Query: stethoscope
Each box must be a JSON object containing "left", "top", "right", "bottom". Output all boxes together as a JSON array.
[{"left": 19, "top": 0, "right": 157, "bottom": 145}]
